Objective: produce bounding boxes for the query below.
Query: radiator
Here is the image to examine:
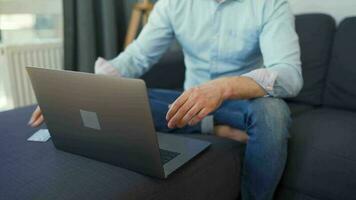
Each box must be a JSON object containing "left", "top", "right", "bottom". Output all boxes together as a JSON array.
[{"left": 0, "top": 41, "right": 63, "bottom": 109}]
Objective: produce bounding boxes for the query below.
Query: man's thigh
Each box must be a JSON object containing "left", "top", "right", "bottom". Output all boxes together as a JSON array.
[
  {"left": 148, "top": 88, "right": 182, "bottom": 118},
  {"left": 214, "top": 98, "right": 290, "bottom": 132},
  {"left": 148, "top": 89, "right": 182, "bottom": 104},
  {"left": 148, "top": 89, "right": 183, "bottom": 132},
  {"left": 213, "top": 100, "right": 249, "bottom": 130}
]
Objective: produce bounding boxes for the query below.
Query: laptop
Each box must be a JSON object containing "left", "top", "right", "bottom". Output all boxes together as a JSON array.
[{"left": 26, "top": 67, "right": 210, "bottom": 179}]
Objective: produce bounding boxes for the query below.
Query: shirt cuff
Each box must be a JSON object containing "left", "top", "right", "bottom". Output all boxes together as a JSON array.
[
  {"left": 94, "top": 57, "right": 121, "bottom": 77},
  {"left": 242, "top": 68, "right": 278, "bottom": 96}
]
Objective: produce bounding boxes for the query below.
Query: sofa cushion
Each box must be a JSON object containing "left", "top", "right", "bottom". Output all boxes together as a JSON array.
[
  {"left": 288, "top": 14, "right": 336, "bottom": 106},
  {"left": 281, "top": 108, "right": 356, "bottom": 200},
  {"left": 0, "top": 106, "right": 243, "bottom": 200},
  {"left": 324, "top": 17, "right": 356, "bottom": 111}
]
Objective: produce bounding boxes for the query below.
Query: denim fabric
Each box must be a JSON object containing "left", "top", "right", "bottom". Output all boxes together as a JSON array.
[{"left": 148, "top": 89, "right": 291, "bottom": 200}]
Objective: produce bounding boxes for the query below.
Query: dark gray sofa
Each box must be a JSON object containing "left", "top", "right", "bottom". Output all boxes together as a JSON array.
[{"left": 143, "top": 14, "right": 356, "bottom": 200}]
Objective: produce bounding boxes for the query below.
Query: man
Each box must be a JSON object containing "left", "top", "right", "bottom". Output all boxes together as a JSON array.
[{"left": 29, "top": 0, "right": 303, "bottom": 199}]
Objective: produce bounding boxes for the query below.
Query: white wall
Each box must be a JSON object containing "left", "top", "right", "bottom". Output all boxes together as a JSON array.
[
  {"left": 0, "top": 0, "right": 62, "bottom": 15},
  {"left": 289, "top": 0, "right": 356, "bottom": 24}
]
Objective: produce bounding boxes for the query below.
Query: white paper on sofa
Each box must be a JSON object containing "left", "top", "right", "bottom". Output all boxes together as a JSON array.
[{"left": 27, "top": 129, "right": 51, "bottom": 142}]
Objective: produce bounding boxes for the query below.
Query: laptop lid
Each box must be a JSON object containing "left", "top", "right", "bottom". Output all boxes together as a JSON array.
[{"left": 26, "top": 67, "right": 165, "bottom": 178}]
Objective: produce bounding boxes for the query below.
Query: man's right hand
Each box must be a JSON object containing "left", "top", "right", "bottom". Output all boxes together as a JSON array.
[{"left": 28, "top": 106, "right": 44, "bottom": 127}]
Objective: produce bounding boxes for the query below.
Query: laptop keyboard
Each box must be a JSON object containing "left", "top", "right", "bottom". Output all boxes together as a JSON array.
[{"left": 159, "top": 149, "right": 180, "bottom": 165}]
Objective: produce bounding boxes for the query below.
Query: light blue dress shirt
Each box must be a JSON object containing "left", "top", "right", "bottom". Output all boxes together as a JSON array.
[{"left": 109, "top": 0, "right": 303, "bottom": 98}]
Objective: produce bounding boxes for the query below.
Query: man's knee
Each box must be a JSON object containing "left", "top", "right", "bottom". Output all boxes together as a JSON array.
[{"left": 246, "top": 97, "right": 291, "bottom": 138}]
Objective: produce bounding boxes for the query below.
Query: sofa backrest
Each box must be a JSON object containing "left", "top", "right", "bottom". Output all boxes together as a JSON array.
[
  {"left": 323, "top": 17, "right": 356, "bottom": 111},
  {"left": 141, "top": 45, "right": 185, "bottom": 89},
  {"left": 289, "top": 14, "right": 336, "bottom": 106}
]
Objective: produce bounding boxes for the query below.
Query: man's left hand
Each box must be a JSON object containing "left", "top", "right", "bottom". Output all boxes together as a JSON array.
[{"left": 166, "top": 78, "right": 231, "bottom": 128}]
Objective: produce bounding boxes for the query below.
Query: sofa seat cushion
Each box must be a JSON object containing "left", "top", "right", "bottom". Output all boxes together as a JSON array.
[
  {"left": 0, "top": 106, "right": 243, "bottom": 200},
  {"left": 281, "top": 108, "right": 356, "bottom": 200}
]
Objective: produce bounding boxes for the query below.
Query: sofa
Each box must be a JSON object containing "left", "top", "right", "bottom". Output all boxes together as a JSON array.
[
  {"left": 1, "top": 14, "right": 355, "bottom": 200},
  {"left": 142, "top": 14, "right": 356, "bottom": 200}
]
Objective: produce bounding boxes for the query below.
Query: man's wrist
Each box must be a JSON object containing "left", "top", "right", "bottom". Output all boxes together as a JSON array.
[
  {"left": 218, "top": 76, "right": 268, "bottom": 100},
  {"left": 217, "top": 77, "right": 234, "bottom": 101}
]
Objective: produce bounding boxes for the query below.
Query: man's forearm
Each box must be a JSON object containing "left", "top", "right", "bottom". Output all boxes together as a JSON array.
[{"left": 219, "top": 76, "right": 267, "bottom": 100}]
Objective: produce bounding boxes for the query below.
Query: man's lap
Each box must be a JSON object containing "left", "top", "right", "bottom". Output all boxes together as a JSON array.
[
  {"left": 148, "top": 89, "right": 290, "bottom": 134},
  {"left": 149, "top": 89, "right": 181, "bottom": 103}
]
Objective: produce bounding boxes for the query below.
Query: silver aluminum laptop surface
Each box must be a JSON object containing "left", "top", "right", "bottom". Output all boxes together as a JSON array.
[{"left": 26, "top": 67, "right": 210, "bottom": 178}]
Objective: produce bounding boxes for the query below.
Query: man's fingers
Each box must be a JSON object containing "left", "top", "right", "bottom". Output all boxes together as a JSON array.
[
  {"left": 31, "top": 115, "right": 44, "bottom": 128},
  {"left": 168, "top": 97, "right": 195, "bottom": 128},
  {"left": 180, "top": 104, "right": 203, "bottom": 127},
  {"left": 28, "top": 106, "right": 41, "bottom": 125},
  {"left": 188, "top": 108, "right": 210, "bottom": 126},
  {"left": 166, "top": 91, "right": 190, "bottom": 121}
]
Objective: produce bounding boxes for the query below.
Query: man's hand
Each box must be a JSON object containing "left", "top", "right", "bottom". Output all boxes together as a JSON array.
[
  {"left": 94, "top": 57, "right": 121, "bottom": 77},
  {"left": 166, "top": 78, "right": 231, "bottom": 128},
  {"left": 166, "top": 76, "right": 267, "bottom": 129},
  {"left": 28, "top": 106, "right": 44, "bottom": 127}
]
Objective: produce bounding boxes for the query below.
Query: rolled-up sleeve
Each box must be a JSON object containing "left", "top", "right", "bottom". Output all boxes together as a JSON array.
[
  {"left": 244, "top": 0, "right": 303, "bottom": 98},
  {"left": 108, "top": 0, "right": 174, "bottom": 78}
]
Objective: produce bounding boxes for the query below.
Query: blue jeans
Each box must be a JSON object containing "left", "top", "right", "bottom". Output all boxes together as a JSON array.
[{"left": 148, "top": 89, "right": 291, "bottom": 200}]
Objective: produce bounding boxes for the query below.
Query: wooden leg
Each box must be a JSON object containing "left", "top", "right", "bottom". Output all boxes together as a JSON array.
[
  {"left": 125, "top": 9, "right": 142, "bottom": 48},
  {"left": 124, "top": 1, "right": 154, "bottom": 48},
  {"left": 143, "top": 11, "right": 149, "bottom": 25}
]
